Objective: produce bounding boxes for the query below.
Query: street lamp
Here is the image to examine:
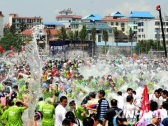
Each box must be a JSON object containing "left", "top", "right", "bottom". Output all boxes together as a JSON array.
[{"left": 156, "top": 5, "right": 167, "bottom": 57}]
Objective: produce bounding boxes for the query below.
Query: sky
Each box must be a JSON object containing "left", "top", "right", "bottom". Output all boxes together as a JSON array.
[{"left": 0, "top": 0, "right": 168, "bottom": 24}]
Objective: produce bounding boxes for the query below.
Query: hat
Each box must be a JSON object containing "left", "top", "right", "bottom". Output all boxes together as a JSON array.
[{"left": 152, "top": 110, "right": 161, "bottom": 118}]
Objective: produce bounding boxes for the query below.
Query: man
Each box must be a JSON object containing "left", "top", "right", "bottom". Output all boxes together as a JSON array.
[
  {"left": 55, "top": 96, "right": 68, "bottom": 126},
  {"left": 36, "top": 97, "right": 45, "bottom": 112},
  {"left": 151, "top": 90, "right": 163, "bottom": 108},
  {"left": 97, "top": 90, "right": 109, "bottom": 124},
  {"left": 103, "top": 99, "right": 123, "bottom": 126},
  {"left": 161, "top": 90, "right": 168, "bottom": 101},
  {"left": 1, "top": 99, "right": 28, "bottom": 126},
  {"left": 124, "top": 88, "right": 133, "bottom": 102},
  {"left": 116, "top": 91, "right": 124, "bottom": 110}
]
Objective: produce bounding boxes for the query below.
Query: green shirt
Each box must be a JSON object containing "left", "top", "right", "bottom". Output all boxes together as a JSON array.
[
  {"left": 42, "top": 104, "right": 55, "bottom": 126},
  {"left": 1, "top": 106, "right": 25, "bottom": 126},
  {"left": 36, "top": 101, "right": 46, "bottom": 112},
  {"left": 74, "top": 106, "right": 86, "bottom": 122}
]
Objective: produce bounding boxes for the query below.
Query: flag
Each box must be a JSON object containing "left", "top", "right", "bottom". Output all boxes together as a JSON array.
[
  {"left": 139, "top": 85, "right": 150, "bottom": 119},
  {"left": 156, "top": 5, "right": 160, "bottom": 11}
]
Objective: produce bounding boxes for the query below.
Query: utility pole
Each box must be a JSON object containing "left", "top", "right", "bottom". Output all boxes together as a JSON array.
[{"left": 156, "top": 5, "right": 167, "bottom": 57}]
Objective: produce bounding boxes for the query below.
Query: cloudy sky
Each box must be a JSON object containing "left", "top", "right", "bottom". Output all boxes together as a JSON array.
[{"left": 0, "top": 0, "right": 168, "bottom": 23}]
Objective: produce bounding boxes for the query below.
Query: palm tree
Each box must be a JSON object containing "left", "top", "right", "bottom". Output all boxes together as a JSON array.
[
  {"left": 57, "top": 27, "right": 67, "bottom": 41},
  {"left": 19, "top": 22, "right": 27, "bottom": 32},
  {"left": 91, "top": 27, "right": 96, "bottom": 57},
  {"left": 129, "top": 27, "right": 135, "bottom": 57},
  {"left": 113, "top": 28, "right": 119, "bottom": 46},
  {"left": 102, "top": 29, "right": 108, "bottom": 54},
  {"left": 79, "top": 25, "right": 88, "bottom": 57},
  {"left": 68, "top": 31, "right": 74, "bottom": 51}
]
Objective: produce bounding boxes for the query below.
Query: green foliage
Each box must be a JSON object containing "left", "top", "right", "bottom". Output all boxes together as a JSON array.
[
  {"left": 19, "top": 22, "right": 27, "bottom": 32},
  {"left": 102, "top": 29, "right": 108, "bottom": 54},
  {"left": 91, "top": 27, "right": 96, "bottom": 42},
  {"left": 113, "top": 28, "right": 119, "bottom": 40},
  {"left": 79, "top": 25, "right": 88, "bottom": 41},
  {"left": 74, "top": 30, "right": 79, "bottom": 40},
  {"left": 134, "top": 39, "right": 164, "bottom": 54},
  {"left": 9, "top": 24, "right": 16, "bottom": 35},
  {"left": 102, "top": 45, "right": 109, "bottom": 54},
  {"left": 57, "top": 27, "right": 67, "bottom": 41},
  {"left": 67, "top": 31, "right": 74, "bottom": 41},
  {"left": 0, "top": 30, "right": 24, "bottom": 51}
]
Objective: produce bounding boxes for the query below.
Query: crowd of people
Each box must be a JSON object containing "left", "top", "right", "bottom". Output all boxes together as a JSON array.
[{"left": 0, "top": 57, "right": 168, "bottom": 126}]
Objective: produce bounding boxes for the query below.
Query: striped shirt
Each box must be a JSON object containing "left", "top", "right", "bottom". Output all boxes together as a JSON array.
[{"left": 97, "top": 98, "right": 109, "bottom": 121}]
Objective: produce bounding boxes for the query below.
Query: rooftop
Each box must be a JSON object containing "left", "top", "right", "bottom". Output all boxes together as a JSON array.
[
  {"left": 102, "top": 16, "right": 129, "bottom": 22},
  {"left": 22, "top": 29, "right": 58, "bottom": 35},
  {"left": 56, "top": 15, "right": 82, "bottom": 19},
  {"left": 82, "top": 14, "right": 102, "bottom": 21},
  {"left": 128, "top": 11, "right": 155, "bottom": 19},
  {"left": 43, "top": 22, "right": 64, "bottom": 25},
  {"left": 111, "top": 12, "right": 125, "bottom": 17}
]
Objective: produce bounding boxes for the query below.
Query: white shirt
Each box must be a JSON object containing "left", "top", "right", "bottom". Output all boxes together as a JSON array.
[
  {"left": 116, "top": 95, "right": 124, "bottom": 110},
  {"left": 55, "top": 104, "right": 67, "bottom": 126},
  {"left": 151, "top": 95, "right": 163, "bottom": 106},
  {"left": 159, "top": 109, "right": 168, "bottom": 121}
]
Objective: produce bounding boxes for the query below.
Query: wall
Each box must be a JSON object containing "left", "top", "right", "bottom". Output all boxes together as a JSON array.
[{"left": 0, "top": 17, "right": 3, "bottom": 38}]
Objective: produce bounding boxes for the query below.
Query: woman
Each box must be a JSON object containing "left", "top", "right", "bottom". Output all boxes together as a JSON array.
[
  {"left": 62, "top": 118, "right": 78, "bottom": 126},
  {"left": 69, "top": 100, "right": 87, "bottom": 122}
]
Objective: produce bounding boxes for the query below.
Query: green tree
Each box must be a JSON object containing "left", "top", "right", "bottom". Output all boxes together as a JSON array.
[
  {"left": 102, "top": 29, "right": 108, "bottom": 54},
  {"left": 91, "top": 27, "right": 96, "bottom": 57},
  {"left": 9, "top": 24, "right": 16, "bottom": 35},
  {"left": 0, "top": 32, "right": 23, "bottom": 51},
  {"left": 129, "top": 27, "right": 136, "bottom": 56},
  {"left": 19, "top": 22, "right": 27, "bottom": 32},
  {"left": 113, "top": 28, "right": 119, "bottom": 46},
  {"left": 68, "top": 31, "right": 74, "bottom": 51},
  {"left": 57, "top": 27, "right": 67, "bottom": 41},
  {"left": 79, "top": 25, "right": 88, "bottom": 57},
  {"left": 74, "top": 30, "right": 79, "bottom": 40}
]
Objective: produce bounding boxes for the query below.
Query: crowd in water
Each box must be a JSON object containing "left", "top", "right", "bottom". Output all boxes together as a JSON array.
[{"left": 1, "top": 56, "right": 168, "bottom": 126}]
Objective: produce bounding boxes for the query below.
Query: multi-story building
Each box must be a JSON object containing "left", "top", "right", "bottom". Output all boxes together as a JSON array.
[
  {"left": 0, "top": 11, "right": 4, "bottom": 38},
  {"left": 137, "top": 18, "right": 168, "bottom": 41},
  {"left": 70, "top": 21, "right": 114, "bottom": 42},
  {"left": 9, "top": 13, "right": 42, "bottom": 29},
  {"left": 128, "top": 11, "right": 155, "bottom": 35},
  {"left": 101, "top": 12, "right": 129, "bottom": 35},
  {"left": 56, "top": 8, "right": 82, "bottom": 28},
  {"left": 43, "top": 22, "right": 64, "bottom": 29}
]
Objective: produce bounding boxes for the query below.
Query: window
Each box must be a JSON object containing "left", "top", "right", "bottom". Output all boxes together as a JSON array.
[
  {"left": 109, "top": 29, "right": 112, "bottom": 33},
  {"left": 98, "top": 35, "right": 101, "bottom": 42},
  {"left": 142, "top": 29, "right": 144, "bottom": 32},
  {"left": 166, "top": 22, "right": 168, "bottom": 26},
  {"left": 69, "top": 20, "right": 71, "bottom": 22},
  {"left": 121, "top": 23, "right": 125, "bottom": 27},
  {"left": 116, "top": 22, "right": 118, "bottom": 26},
  {"left": 138, "top": 29, "right": 140, "bottom": 32},
  {"left": 111, "top": 22, "right": 114, "bottom": 25},
  {"left": 134, "top": 26, "right": 137, "bottom": 29},
  {"left": 167, "top": 28, "right": 168, "bottom": 32},
  {"left": 138, "top": 35, "right": 141, "bottom": 38},
  {"left": 155, "top": 22, "right": 160, "bottom": 25},
  {"left": 122, "top": 28, "right": 125, "bottom": 32}
]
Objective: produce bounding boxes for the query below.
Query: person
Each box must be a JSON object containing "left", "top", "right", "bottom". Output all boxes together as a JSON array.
[
  {"left": 62, "top": 118, "right": 78, "bottom": 126},
  {"left": 41, "top": 98, "right": 55, "bottom": 126},
  {"left": 102, "top": 99, "right": 123, "bottom": 126},
  {"left": 85, "top": 92, "right": 98, "bottom": 115},
  {"left": 116, "top": 91, "right": 124, "bottom": 110},
  {"left": 159, "top": 101, "right": 168, "bottom": 120},
  {"left": 124, "top": 95, "right": 139, "bottom": 123},
  {"left": 34, "top": 111, "right": 42, "bottom": 126},
  {"left": 83, "top": 117, "right": 94, "bottom": 126},
  {"left": 124, "top": 88, "right": 133, "bottom": 102},
  {"left": 116, "top": 117, "right": 131, "bottom": 126},
  {"left": 36, "top": 97, "right": 45, "bottom": 112},
  {"left": 97, "top": 90, "right": 109, "bottom": 124},
  {"left": 161, "top": 90, "right": 168, "bottom": 101},
  {"left": 65, "top": 111, "right": 82, "bottom": 126},
  {"left": 69, "top": 100, "right": 87, "bottom": 122},
  {"left": 55, "top": 96, "right": 68, "bottom": 126},
  {"left": 137, "top": 101, "right": 158, "bottom": 126},
  {"left": 151, "top": 90, "right": 163, "bottom": 109},
  {"left": 149, "top": 110, "right": 164, "bottom": 126},
  {"left": 90, "top": 113, "right": 102, "bottom": 126},
  {"left": 1, "top": 99, "right": 28, "bottom": 126}
]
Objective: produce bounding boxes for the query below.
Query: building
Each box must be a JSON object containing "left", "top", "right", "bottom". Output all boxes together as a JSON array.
[
  {"left": 137, "top": 18, "right": 168, "bottom": 41},
  {"left": 128, "top": 11, "right": 155, "bottom": 35},
  {"left": 56, "top": 8, "right": 82, "bottom": 28},
  {"left": 9, "top": 13, "right": 42, "bottom": 29},
  {"left": 82, "top": 14, "right": 102, "bottom": 22},
  {"left": 43, "top": 22, "right": 64, "bottom": 29},
  {"left": 70, "top": 21, "right": 114, "bottom": 42},
  {"left": 0, "top": 11, "right": 4, "bottom": 38},
  {"left": 101, "top": 12, "right": 129, "bottom": 35}
]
